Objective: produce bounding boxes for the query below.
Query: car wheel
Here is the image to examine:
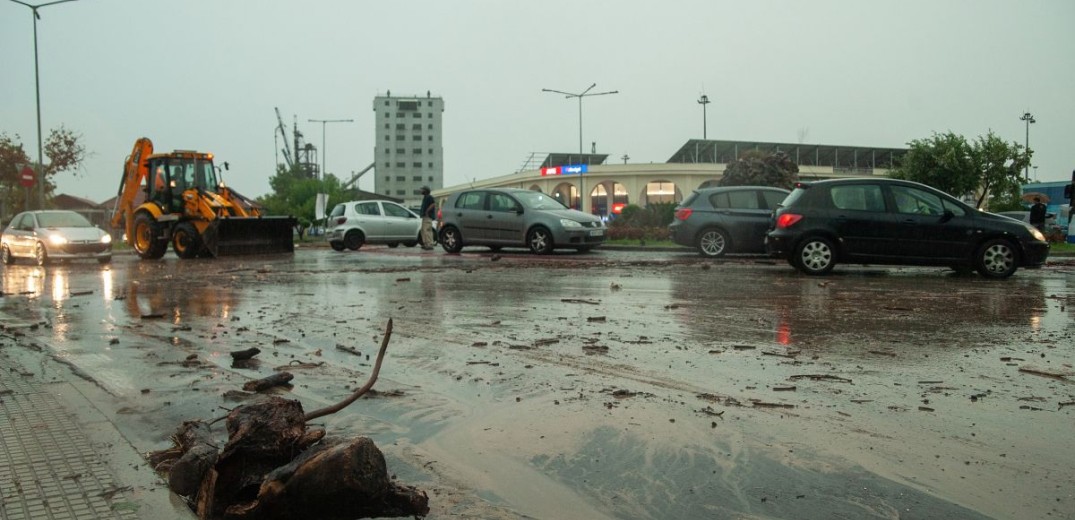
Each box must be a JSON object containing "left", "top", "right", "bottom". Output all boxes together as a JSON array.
[
  {"left": 329, "top": 241, "right": 346, "bottom": 252},
  {"left": 794, "top": 236, "right": 836, "bottom": 275},
  {"left": 697, "top": 228, "right": 729, "bottom": 258},
  {"left": 344, "top": 230, "right": 364, "bottom": 251},
  {"left": 34, "top": 242, "right": 49, "bottom": 266},
  {"left": 975, "top": 239, "right": 1018, "bottom": 279},
  {"left": 527, "top": 226, "right": 554, "bottom": 255},
  {"left": 133, "top": 212, "right": 168, "bottom": 260},
  {"left": 1, "top": 245, "right": 13, "bottom": 265},
  {"left": 98, "top": 256, "right": 112, "bottom": 265},
  {"left": 387, "top": 242, "right": 399, "bottom": 248},
  {"left": 172, "top": 222, "right": 203, "bottom": 259},
  {"left": 439, "top": 226, "right": 463, "bottom": 253}
]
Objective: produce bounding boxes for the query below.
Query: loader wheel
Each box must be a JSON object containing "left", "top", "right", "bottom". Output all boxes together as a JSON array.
[
  {"left": 133, "top": 213, "right": 167, "bottom": 260},
  {"left": 172, "top": 223, "right": 203, "bottom": 259}
]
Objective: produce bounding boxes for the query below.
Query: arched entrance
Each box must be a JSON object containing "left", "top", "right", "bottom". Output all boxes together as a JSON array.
[
  {"left": 552, "top": 182, "right": 578, "bottom": 209},
  {"left": 590, "top": 182, "right": 630, "bottom": 217},
  {"left": 642, "top": 180, "right": 682, "bottom": 205}
]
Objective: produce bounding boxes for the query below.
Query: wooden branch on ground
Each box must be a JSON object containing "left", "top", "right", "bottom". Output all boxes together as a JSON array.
[
  {"left": 242, "top": 372, "right": 294, "bottom": 392},
  {"left": 304, "top": 319, "right": 393, "bottom": 422},
  {"left": 231, "top": 348, "right": 261, "bottom": 361}
]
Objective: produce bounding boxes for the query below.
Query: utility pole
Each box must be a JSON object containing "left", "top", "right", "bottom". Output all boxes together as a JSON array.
[
  {"left": 308, "top": 118, "right": 354, "bottom": 181},
  {"left": 1020, "top": 111, "right": 1035, "bottom": 182}
]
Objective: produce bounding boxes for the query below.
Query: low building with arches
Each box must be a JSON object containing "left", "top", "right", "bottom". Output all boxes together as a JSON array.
[{"left": 433, "top": 139, "right": 906, "bottom": 215}]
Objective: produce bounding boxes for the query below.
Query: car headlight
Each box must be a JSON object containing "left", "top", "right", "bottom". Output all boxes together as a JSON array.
[
  {"left": 560, "top": 219, "right": 583, "bottom": 228},
  {"left": 1027, "top": 225, "right": 1046, "bottom": 242},
  {"left": 100, "top": 234, "right": 112, "bottom": 244},
  {"left": 48, "top": 234, "right": 68, "bottom": 246}
]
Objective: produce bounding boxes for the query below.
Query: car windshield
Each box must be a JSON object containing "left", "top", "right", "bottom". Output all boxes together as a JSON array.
[
  {"left": 37, "top": 212, "right": 92, "bottom": 228},
  {"left": 514, "top": 191, "right": 567, "bottom": 210}
]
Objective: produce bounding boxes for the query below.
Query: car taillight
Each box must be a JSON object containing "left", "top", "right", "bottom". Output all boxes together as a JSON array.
[
  {"left": 775, "top": 213, "right": 803, "bottom": 229},
  {"left": 335, "top": 217, "right": 347, "bottom": 225},
  {"left": 674, "top": 208, "right": 693, "bottom": 221}
]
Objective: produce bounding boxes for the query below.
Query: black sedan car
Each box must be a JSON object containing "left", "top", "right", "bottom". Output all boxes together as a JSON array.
[
  {"left": 766, "top": 178, "right": 1050, "bottom": 278},
  {"left": 669, "top": 186, "right": 790, "bottom": 257}
]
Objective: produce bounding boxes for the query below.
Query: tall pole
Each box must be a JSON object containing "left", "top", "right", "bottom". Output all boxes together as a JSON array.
[
  {"left": 697, "top": 94, "right": 710, "bottom": 139},
  {"left": 542, "top": 84, "right": 619, "bottom": 212},
  {"left": 1020, "top": 111, "right": 1035, "bottom": 183},
  {"left": 9, "top": 0, "right": 78, "bottom": 210},
  {"left": 308, "top": 118, "right": 353, "bottom": 181}
]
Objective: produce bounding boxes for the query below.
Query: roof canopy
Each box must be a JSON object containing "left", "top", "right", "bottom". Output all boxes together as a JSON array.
[{"left": 668, "top": 139, "right": 906, "bottom": 169}]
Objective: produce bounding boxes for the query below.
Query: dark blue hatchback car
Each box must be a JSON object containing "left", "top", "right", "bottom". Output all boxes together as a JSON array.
[
  {"left": 669, "top": 186, "right": 790, "bottom": 257},
  {"left": 766, "top": 178, "right": 1050, "bottom": 278}
]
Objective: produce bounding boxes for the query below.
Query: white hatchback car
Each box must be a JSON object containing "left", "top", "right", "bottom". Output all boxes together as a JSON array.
[
  {"left": 326, "top": 200, "right": 426, "bottom": 251},
  {"left": 1, "top": 210, "right": 113, "bottom": 265}
]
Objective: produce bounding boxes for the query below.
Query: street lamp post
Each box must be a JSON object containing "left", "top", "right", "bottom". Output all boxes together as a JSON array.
[
  {"left": 697, "top": 94, "right": 710, "bottom": 139},
  {"left": 9, "top": 0, "right": 79, "bottom": 210},
  {"left": 541, "top": 84, "right": 618, "bottom": 212},
  {"left": 1020, "top": 111, "right": 1035, "bottom": 182},
  {"left": 308, "top": 118, "right": 354, "bottom": 181}
]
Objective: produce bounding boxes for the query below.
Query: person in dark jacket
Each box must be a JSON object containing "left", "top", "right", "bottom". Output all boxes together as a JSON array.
[
  {"left": 419, "top": 186, "right": 436, "bottom": 249},
  {"left": 1029, "top": 197, "right": 1047, "bottom": 231}
]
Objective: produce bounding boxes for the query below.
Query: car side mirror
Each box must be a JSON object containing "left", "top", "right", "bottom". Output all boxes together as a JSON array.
[
  {"left": 940, "top": 210, "right": 955, "bottom": 223},
  {"left": 515, "top": 206, "right": 524, "bottom": 215}
]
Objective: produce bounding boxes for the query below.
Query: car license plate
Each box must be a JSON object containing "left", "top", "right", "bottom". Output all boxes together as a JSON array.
[{"left": 589, "top": 229, "right": 604, "bottom": 237}]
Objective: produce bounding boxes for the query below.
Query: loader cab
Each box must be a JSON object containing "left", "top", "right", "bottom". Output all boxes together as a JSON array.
[{"left": 145, "top": 153, "right": 219, "bottom": 212}]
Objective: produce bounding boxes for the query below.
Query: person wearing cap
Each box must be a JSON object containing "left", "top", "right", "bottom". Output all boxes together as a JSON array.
[{"left": 419, "top": 186, "right": 436, "bottom": 250}]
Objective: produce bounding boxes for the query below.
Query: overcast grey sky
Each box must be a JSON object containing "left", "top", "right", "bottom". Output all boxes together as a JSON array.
[{"left": 2, "top": 0, "right": 1073, "bottom": 203}]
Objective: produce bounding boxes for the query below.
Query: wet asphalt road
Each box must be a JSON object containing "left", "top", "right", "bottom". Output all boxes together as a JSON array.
[{"left": 1, "top": 245, "right": 1073, "bottom": 519}]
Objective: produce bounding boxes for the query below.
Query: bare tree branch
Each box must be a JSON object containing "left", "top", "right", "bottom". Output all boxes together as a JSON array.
[{"left": 304, "top": 319, "right": 393, "bottom": 422}]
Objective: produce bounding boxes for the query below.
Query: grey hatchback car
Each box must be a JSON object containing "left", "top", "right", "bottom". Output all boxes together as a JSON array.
[
  {"left": 438, "top": 188, "right": 606, "bottom": 254},
  {"left": 669, "top": 186, "right": 790, "bottom": 257}
]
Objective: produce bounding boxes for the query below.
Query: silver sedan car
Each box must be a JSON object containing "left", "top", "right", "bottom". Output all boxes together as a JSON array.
[{"left": 1, "top": 210, "right": 113, "bottom": 265}]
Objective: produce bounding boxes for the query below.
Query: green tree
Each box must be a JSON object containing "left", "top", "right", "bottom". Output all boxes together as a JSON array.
[
  {"left": 891, "top": 131, "right": 1028, "bottom": 208},
  {"left": 718, "top": 150, "right": 799, "bottom": 189},
  {"left": 256, "top": 163, "right": 359, "bottom": 224},
  {"left": 0, "top": 126, "right": 86, "bottom": 216}
]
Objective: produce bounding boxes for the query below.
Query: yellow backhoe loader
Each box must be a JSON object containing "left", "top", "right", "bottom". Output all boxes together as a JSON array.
[{"left": 111, "top": 137, "right": 295, "bottom": 259}]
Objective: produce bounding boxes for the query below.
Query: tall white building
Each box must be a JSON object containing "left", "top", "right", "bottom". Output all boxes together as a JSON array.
[{"left": 372, "top": 92, "right": 444, "bottom": 206}]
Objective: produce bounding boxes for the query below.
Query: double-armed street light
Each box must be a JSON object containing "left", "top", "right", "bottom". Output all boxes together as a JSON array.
[
  {"left": 308, "top": 118, "right": 354, "bottom": 181},
  {"left": 541, "top": 84, "right": 619, "bottom": 211},
  {"left": 8, "top": 0, "right": 79, "bottom": 210},
  {"left": 697, "top": 94, "right": 711, "bottom": 139}
]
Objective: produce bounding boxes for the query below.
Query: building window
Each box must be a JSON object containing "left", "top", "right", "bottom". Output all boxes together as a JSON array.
[
  {"left": 384, "top": 162, "right": 389, "bottom": 167},
  {"left": 395, "top": 123, "right": 405, "bottom": 130},
  {"left": 396, "top": 135, "right": 405, "bottom": 141},
  {"left": 396, "top": 176, "right": 405, "bottom": 181},
  {"left": 427, "top": 113, "right": 432, "bottom": 118},
  {"left": 428, "top": 136, "right": 433, "bottom": 141},
  {"left": 384, "top": 148, "right": 389, "bottom": 154},
  {"left": 428, "top": 149, "right": 433, "bottom": 154},
  {"left": 384, "top": 176, "right": 389, "bottom": 181},
  {"left": 412, "top": 124, "right": 421, "bottom": 131},
  {"left": 385, "top": 190, "right": 390, "bottom": 195},
  {"left": 396, "top": 162, "right": 405, "bottom": 167},
  {"left": 412, "top": 112, "right": 421, "bottom": 119},
  {"left": 427, "top": 124, "right": 433, "bottom": 129},
  {"left": 385, "top": 136, "right": 390, "bottom": 141},
  {"left": 384, "top": 100, "right": 389, "bottom": 106},
  {"left": 413, "top": 162, "right": 422, "bottom": 167},
  {"left": 396, "top": 148, "right": 405, "bottom": 154},
  {"left": 428, "top": 176, "right": 434, "bottom": 181},
  {"left": 412, "top": 176, "right": 422, "bottom": 181},
  {"left": 384, "top": 123, "right": 389, "bottom": 129},
  {"left": 427, "top": 101, "right": 432, "bottom": 106},
  {"left": 413, "top": 148, "right": 422, "bottom": 154},
  {"left": 396, "top": 190, "right": 406, "bottom": 196},
  {"left": 396, "top": 112, "right": 404, "bottom": 118},
  {"left": 384, "top": 112, "right": 389, "bottom": 118},
  {"left": 410, "top": 135, "right": 419, "bottom": 141},
  {"left": 428, "top": 163, "right": 434, "bottom": 168}
]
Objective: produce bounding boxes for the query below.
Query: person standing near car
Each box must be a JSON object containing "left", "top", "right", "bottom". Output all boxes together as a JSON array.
[
  {"left": 419, "top": 186, "right": 436, "bottom": 250},
  {"left": 1029, "top": 196, "right": 1047, "bottom": 231}
]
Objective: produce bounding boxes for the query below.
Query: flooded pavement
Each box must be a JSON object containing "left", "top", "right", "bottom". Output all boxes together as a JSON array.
[{"left": 1, "top": 247, "right": 1073, "bottom": 519}]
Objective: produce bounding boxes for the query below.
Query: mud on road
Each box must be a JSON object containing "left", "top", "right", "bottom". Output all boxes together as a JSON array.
[{"left": 1, "top": 248, "right": 1073, "bottom": 519}]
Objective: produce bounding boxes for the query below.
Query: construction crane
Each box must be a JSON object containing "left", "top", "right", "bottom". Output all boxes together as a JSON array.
[
  {"left": 342, "top": 162, "right": 375, "bottom": 190},
  {"left": 274, "top": 107, "right": 294, "bottom": 169}
]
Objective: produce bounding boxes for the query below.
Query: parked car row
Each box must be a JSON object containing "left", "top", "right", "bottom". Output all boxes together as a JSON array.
[{"left": 671, "top": 179, "right": 1050, "bottom": 278}]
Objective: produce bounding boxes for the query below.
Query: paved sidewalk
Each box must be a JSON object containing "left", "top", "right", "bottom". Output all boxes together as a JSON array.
[{"left": 0, "top": 328, "right": 193, "bottom": 520}]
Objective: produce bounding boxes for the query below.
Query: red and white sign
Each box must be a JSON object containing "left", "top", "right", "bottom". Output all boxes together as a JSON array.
[{"left": 19, "top": 166, "right": 35, "bottom": 188}]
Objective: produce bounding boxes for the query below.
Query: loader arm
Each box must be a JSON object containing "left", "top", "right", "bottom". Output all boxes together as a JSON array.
[{"left": 111, "top": 137, "right": 154, "bottom": 241}]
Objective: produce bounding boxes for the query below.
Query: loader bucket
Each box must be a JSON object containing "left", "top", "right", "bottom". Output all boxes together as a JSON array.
[{"left": 202, "top": 216, "right": 296, "bottom": 257}]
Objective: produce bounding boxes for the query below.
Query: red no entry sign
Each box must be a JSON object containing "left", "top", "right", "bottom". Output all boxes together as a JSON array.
[{"left": 19, "top": 166, "right": 35, "bottom": 188}]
